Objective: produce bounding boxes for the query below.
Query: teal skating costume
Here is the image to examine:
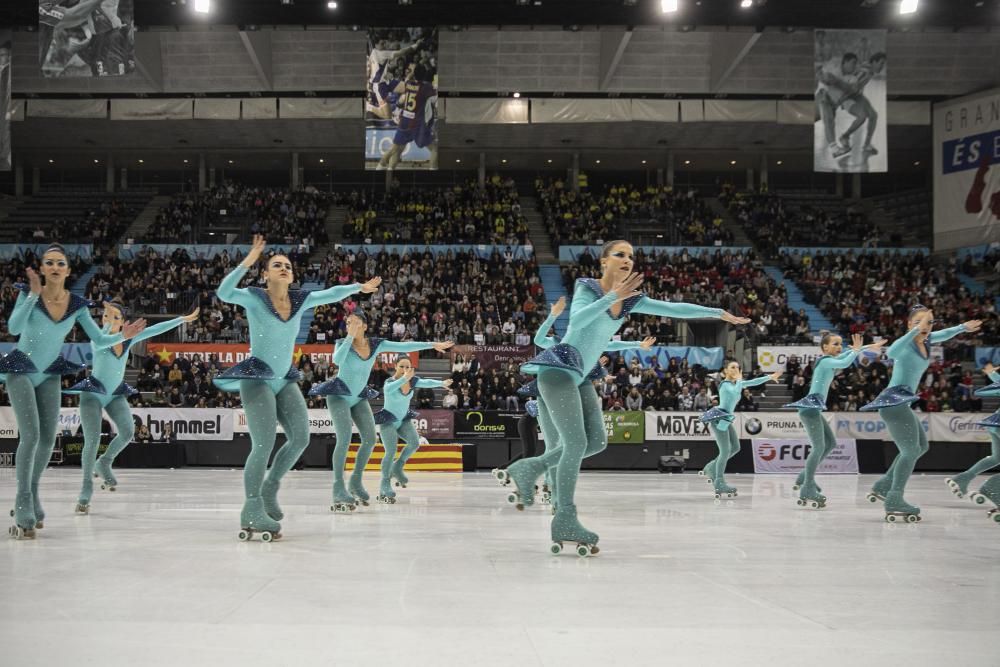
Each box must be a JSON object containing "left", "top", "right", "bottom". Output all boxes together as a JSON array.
[
  {"left": 504, "top": 307, "right": 645, "bottom": 510},
  {"left": 950, "top": 374, "right": 1000, "bottom": 515},
  {"left": 65, "top": 314, "right": 190, "bottom": 512},
  {"left": 374, "top": 373, "right": 445, "bottom": 503},
  {"left": 215, "top": 265, "right": 360, "bottom": 539},
  {"left": 2, "top": 284, "right": 124, "bottom": 538},
  {"left": 784, "top": 349, "right": 859, "bottom": 507},
  {"left": 309, "top": 333, "right": 439, "bottom": 510},
  {"left": 700, "top": 374, "right": 771, "bottom": 498},
  {"left": 514, "top": 278, "right": 723, "bottom": 554},
  {"left": 860, "top": 324, "right": 966, "bottom": 520}
]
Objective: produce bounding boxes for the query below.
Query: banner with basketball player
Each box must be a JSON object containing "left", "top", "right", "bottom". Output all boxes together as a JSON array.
[
  {"left": 932, "top": 87, "right": 1000, "bottom": 251},
  {"left": 38, "top": 0, "right": 135, "bottom": 78},
  {"left": 365, "top": 27, "right": 439, "bottom": 170},
  {"left": 814, "top": 29, "right": 887, "bottom": 173},
  {"left": 0, "top": 29, "right": 10, "bottom": 172}
]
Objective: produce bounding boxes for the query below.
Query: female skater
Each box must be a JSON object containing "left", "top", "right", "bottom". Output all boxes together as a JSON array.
[
  {"left": 860, "top": 306, "right": 980, "bottom": 522},
  {"left": 374, "top": 357, "right": 451, "bottom": 504},
  {"left": 498, "top": 296, "right": 656, "bottom": 509},
  {"left": 214, "top": 235, "right": 379, "bottom": 541},
  {"left": 3, "top": 244, "right": 145, "bottom": 539},
  {"left": 785, "top": 333, "right": 885, "bottom": 508},
  {"left": 969, "top": 374, "right": 1000, "bottom": 523},
  {"left": 945, "top": 363, "right": 1000, "bottom": 499},
  {"left": 700, "top": 359, "right": 781, "bottom": 500},
  {"left": 507, "top": 241, "right": 748, "bottom": 555},
  {"left": 309, "top": 313, "right": 452, "bottom": 512},
  {"left": 67, "top": 302, "right": 200, "bottom": 513}
]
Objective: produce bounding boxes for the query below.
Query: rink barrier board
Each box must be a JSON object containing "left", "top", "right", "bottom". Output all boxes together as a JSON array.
[{"left": 345, "top": 443, "right": 462, "bottom": 472}]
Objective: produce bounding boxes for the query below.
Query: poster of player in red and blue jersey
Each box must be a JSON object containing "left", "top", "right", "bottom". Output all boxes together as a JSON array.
[
  {"left": 365, "top": 27, "right": 438, "bottom": 171},
  {"left": 38, "top": 0, "right": 135, "bottom": 78}
]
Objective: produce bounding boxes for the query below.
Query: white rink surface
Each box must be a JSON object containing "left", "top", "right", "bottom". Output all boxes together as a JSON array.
[{"left": 2, "top": 469, "right": 999, "bottom": 667}]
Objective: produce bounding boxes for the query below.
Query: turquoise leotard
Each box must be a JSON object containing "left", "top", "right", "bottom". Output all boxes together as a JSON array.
[
  {"left": 784, "top": 349, "right": 859, "bottom": 410},
  {"left": 701, "top": 375, "right": 772, "bottom": 430},
  {"left": 65, "top": 317, "right": 188, "bottom": 406},
  {"left": 309, "top": 336, "right": 438, "bottom": 405},
  {"left": 375, "top": 375, "right": 444, "bottom": 427},
  {"left": 0, "top": 286, "right": 124, "bottom": 387},
  {"left": 213, "top": 265, "right": 360, "bottom": 394},
  {"left": 861, "top": 324, "right": 965, "bottom": 410}
]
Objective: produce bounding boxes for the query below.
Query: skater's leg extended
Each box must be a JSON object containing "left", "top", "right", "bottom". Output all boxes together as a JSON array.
[
  {"left": 96, "top": 396, "right": 134, "bottom": 489},
  {"left": 261, "top": 384, "right": 311, "bottom": 521},
  {"left": 948, "top": 428, "right": 1000, "bottom": 495},
  {"left": 539, "top": 370, "right": 598, "bottom": 546},
  {"left": 348, "top": 401, "right": 378, "bottom": 502},
  {"left": 77, "top": 394, "right": 104, "bottom": 508},
  {"left": 328, "top": 397, "right": 356, "bottom": 504},
  {"left": 8, "top": 374, "right": 41, "bottom": 530},
  {"left": 883, "top": 404, "right": 926, "bottom": 512},
  {"left": 710, "top": 423, "right": 736, "bottom": 493},
  {"left": 798, "top": 409, "right": 830, "bottom": 500},
  {"left": 29, "top": 377, "right": 61, "bottom": 526},
  {"left": 378, "top": 423, "right": 400, "bottom": 501},
  {"left": 239, "top": 382, "right": 280, "bottom": 533},
  {"left": 392, "top": 420, "right": 422, "bottom": 484}
]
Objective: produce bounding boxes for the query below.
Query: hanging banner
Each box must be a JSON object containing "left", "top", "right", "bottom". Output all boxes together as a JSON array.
[
  {"left": 39, "top": 0, "right": 135, "bottom": 78},
  {"left": 932, "top": 87, "right": 1000, "bottom": 251},
  {"left": 0, "top": 29, "right": 10, "bottom": 172},
  {"left": 603, "top": 411, "right": 645, "bottom": 444},
  {"left": 752, "top": 438, "right": 858, "bottom": 474},
  {"left": 814, "top": 29, "right": 887, "bottom": 173},
  {"left": 365, "top": 27, "right": 439, "bottom": 170},
  {"left": 147, "top": 343, "right": 418, "bottom": 370},
  {"left": 450, "top": 345, "right": 537, "bottom": 373},
  {"left": 644, "top": 411, "right": 715, "bottom": 441}
]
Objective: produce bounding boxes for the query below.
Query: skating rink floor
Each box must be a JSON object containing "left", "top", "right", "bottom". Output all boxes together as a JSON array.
[{"left": 2, "top": 469, "right": 999, "bottom": 667}]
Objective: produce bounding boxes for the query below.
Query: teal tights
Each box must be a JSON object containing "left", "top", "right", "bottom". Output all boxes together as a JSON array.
[
  {"left": 379, "top": 419, "right": 421, "bottom": 483},
  {"left": 8, "top": 375, "right": 61, "bottom": 528},
  {"left": 708, "top": 423, "right": 740, "bottom": 493},
  {"left": 327, "top": 397, "right": 377, "bottom": 496},
  {"left": 798, "top": 408, "right": 835, "bottom": 498},
  {"left": 874, "top": 403, "right": 928, "bottom": 509},
  {"left": 951, "top": 427, "right": 1000, "bottom": 494},
  {"left": 78, "top": 395, "right": 134, "bottom": 505},
  {"left": 240, "top": 381, "right": 311, "bottom": 499}
]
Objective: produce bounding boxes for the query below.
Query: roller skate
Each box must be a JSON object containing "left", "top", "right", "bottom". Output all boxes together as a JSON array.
[
  {"left": 391, "top": 463, "right": 409, "bottom": 489},
  {"left": 237, "top": 497, "right": 282, "bottom": 542},
  {"left": 32, "top": 491, "right": 45, "bottom": 529},
  {"left": 8, "top": 493, "right": 37, "bottom": 539},
  {"left": 261, "top": 479, "right": 283, "bottom": 521},
  {"left": 865, "top": 480, "right": 890, "bottom": 505},
  {"left": 883, "top": 493, "right": 921, "bottom": 524},
  {"left": 376, "top": 477, "right": 397, "bottom": 504},
  {"left": 944, "top": 476, "right": 970, "bottom": 499},
  {"left": 349, "top": 477, "right": 371, "bottom": 506},
  {"left": 76, "top": 479, "right": 93, "bottom": 515},
  {"left": 550, "top": 503, "right": 599, "bottom": 557},
  {"left": 796, "top": 481, "right": 826, "bottom": 509},
  {"left": 330, "top": 481, "right": 357, "bottom": 513},
  {"left": 713, "top": 482, "right": 738, "bottom": 503},
  {"left": 492, "top": 468, "right": 510, "bottom": 487},
  {"left": 96, "top": 457, "right": 118, "bottom": 492},
  {"left": 969, "top": 483, "right": 1000, "bottom": 524},
  {"left": 504, "top": 458, "right": 545, "bottom": 510},
  {"left": 700, "top": 461, "right": 715, "bottom": 484}
]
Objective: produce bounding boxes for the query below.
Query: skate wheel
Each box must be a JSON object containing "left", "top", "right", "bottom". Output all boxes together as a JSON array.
[
  {"left": 990, "top": 511, "right": 1000, "bottom": 523},
  {"left": 809, "top": 501, "right": 820, "bottom": 510},
  {"left": 796, "top": 499, "right": 805, "bottom": 506},
  {"left": 972, "top": 493, "right": 986, "bottom": 505},
  {"left": 705, "top": 478, "right": 713, "bottom": 484},
  {"left": 238, "top": 530, "right": 251, "bottom": 541},
  {"left": 506, "top": 493, "right": 518, "bottom": 505},
  {"left": 886, "top": 514, "right": 896, "bottom": 523},
  {"left": 576, "top": 544, "right": 594, "bottom": 558},
  {"left": 792, "top": 484, "right": 800, "bottom": 492},
  {"left": 8, "top": 509, "right": 12, "bottom": 517},
  {"left": 35, "top": 521, "right": 43, "bottom": 530},
  {"left": 261, "top": 531, "right": 273, "bottom": 543},
  {"left": 726, "top": 492, "right": 734, "bottom": 499},
  {"left": 866, "top": 493, "right": 878, "bottom": 503},
  {"left": 905, "top": 514, "right": 919, "bottom": 524},
  {"left": 75, "top": 504, "right": 89, "bottom": 514},
  {"left": 697, "top": 470, "right": 705, "bottom": 476},
  {"left": 550, "top": 542, "right": 563, "bottom": 555},
  {"left": 109, "top": 486, "right": 116, "bottom": 492}
]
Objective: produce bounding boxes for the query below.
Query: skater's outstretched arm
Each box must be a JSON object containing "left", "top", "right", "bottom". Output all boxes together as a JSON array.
[
  {"left": 303, "top": 282, "right": 363, "bottom": 309},
  {"left": 929, "top": 321, "right": 980, "bottom": 344},
  {"left": 632, "top": 296, "right": 749, "bottom": 325},
  {"left": 738, "top": 372, "right": 780, "bottom": 391},
  {"left": 128, "top": 308, "right": 200, "bottom": 345},
  {"left": 384, "top": 369, "right": 415, "bottom": 394},
  {"left": 413, "top": 378, "right": 446, "bottom": 389},
  {"left": 379, "top": 339, "right": 454, "bottom": 354},
  {"left": 822, "top": 349, "right": 861, "bottom": 370},
  {"left": 7, "top": 286, "right": 39, "bottom": 336},
  {"left": 887, "top": 326, "right": 922, "bottom": 358},
  {"left": 567, "top": 281, "right": 620, "bottom": 328},
  {"left": 77, "top": 310, "right": 128, "bottom": 351},
  {"left": 533, "top": 297, "right": 566, "bottom": 348},
  {"left": 215, "top": 265, "right": 255, "bottom": 308}
]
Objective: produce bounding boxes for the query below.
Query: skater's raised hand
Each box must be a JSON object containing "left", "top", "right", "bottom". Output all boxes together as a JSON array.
[
  {"left": 983, "top": 363, "right": 996, "bottom": 376},
  {"left": 241, "top": 234, "right": 267, "bottom": 268},
  {"left": 639, "top": 336, "right": 656, "bottom": 350},
  {"left": 182, "top": 307, "right": 201, "bottom": 323},
  {"left": 432, "top": 340, "right": 454, "bottom": 353},
  {"left": 345, "top": 316, "right": 365, "bottom": 340},
  {"left": 610, "top": 272, "right": 643, "bottom": 303},
  {"left": 122, "top": 318, "right": 147, "bottom": 340},
  {"left": 849, "top": 333, "right": 864, "bottom": 352},
  {"left": 720, "top": 310, "right": 751, "bottom": 325},
  {"left": 768, "top": 371, "right": 783, "bottom": 383},
  {"left": 359, "top": 277, "right": 382, "bottom": 294},
  {"left": 25, "top": 267, "right": 43, "bottom": 295},
  {"left": 441, "top": 378, "right": 454, "bottom": 389},
  {"left": 550, "top": 296, "right": 567, "bottom": 318},
  {"left": 403, "top": 367, "right": 416, "bottom": 381},
  {"left": 963, "top": 319, "right": 983, "bottom": 333}
]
